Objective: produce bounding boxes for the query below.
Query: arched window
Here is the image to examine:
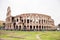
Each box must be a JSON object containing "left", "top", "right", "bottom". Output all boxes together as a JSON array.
[
  {"left": 17, "top": 18, "right": 18, "bottom": 22},
  {"left": 16, "top": 26, "right": 18, "bottom": 30},
  {"left": 42, "top": 20, "right": 43, "bottom": 24},
  {"left": 30, "top": 25, "right": 32, "bottom": 30},
  {"left": 23, "top": 26, "right": 26, "bottom": 31},
  {"left": 30, "top": 20, "right": 32, "bottom": 22},
  {"left": 19, "top": 26, "right": 21, "bottom": 30},
  {"left": 44, "top": 20, "right": 45, "bottom": 23},
  {"left": 33, "top": 26, "right": 35, "bottom": 29},
  {"left": 39, "top": 26, "right": 41, "bottom": 29},
  {"left": 21, "top": 20, "right": 23, "bottom": 22},
  {"left": 12, "top": 17, "right": 14, "bottom": 22},
  {"left": 27, "top": 19, "right": 29, "bottom": 23},
  {"left": 36, "top": 26, "right": 38, "bottom": 29}
]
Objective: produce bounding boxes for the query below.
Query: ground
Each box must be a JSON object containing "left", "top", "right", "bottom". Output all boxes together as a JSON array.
[{"left": 0, "top": 30, "right": 60, "bottom": 40}]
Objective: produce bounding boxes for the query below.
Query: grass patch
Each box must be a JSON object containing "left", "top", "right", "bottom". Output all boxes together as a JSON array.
[{"left": 0, "top": 30, "right": 60, "bottom": 40}]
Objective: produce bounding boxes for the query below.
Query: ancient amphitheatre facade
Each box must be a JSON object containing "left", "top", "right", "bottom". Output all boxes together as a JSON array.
[{"left": 5, "top": 6, "right": 55, "bottom": 31}]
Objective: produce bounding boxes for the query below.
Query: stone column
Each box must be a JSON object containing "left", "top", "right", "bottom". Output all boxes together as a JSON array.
[
  {"left": 41, "top": 19, "right": 42, "bottom": 30},
  {"left": 5, "top": 24, "right": 8, "bottom": 30},
  {"left": 29, "top": 17, "right": 30, "bottom": 30},
  {"left": 35, "top": 26, "right": 36, "bottom": 30},
  {"left": 41, "top": 25, "right": 42, "bottom": 30},
  {"left": 18, "top": 25, "right": 19, "bottom": 30},
  {"left": 43, "top": 26, "right": 44, "bottom": 30},
  {"left": 18, "top": 17, "right": 20, "bottom": 22},
  {"left": 11, "top": 23, "right": 14, "bottom": 30},
  {"left": 32, "top": 25, "right": 33, "bottom": 30},
  {"left": 38, "top": 25, "right": 39, "bottom": 31}
]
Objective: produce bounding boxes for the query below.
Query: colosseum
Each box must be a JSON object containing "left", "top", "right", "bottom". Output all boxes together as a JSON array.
[{"left": 5, "top": 7, "right": 55, "bottom": 31}]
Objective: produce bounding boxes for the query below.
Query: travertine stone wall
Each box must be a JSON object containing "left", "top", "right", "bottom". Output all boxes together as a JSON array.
[
  {"left": 5, "top": 7, "right": 55, "bottom": 31},
  {"left": 5, "top": 13, "right": 55, "bottom": 31}
]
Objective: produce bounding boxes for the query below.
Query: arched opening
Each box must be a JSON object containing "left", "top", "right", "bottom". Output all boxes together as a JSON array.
[
  {"left": 44, "top": 20, "right": 45, "bottom": 23},
  {"left": 16, "top": 26, "right": 18, "bottom": 30},
  {"left": 30, "top": 25, "right": 32, "bottom": 31},
  {"left": 13, "top": 23, "right": 16, "bottom": 30},
  {"left": 42, "top": 26, "right": 43, "bottom": 30},
  {"left": 19, "top": 26, "right": 21, "bottom": 30},
  {"left": 42, "top": 20, "right": 43, "bottom": 24},
  {"left": 27, "top": 26, "right": 29, "bottom": 31},
  {"left": 12, "top": 17, "right": 14, "bottom": 22},
  {"left": 36, "top": 26, "right": 38, "bottom": 31},
  {"left": 27, "top": 19, "right": 29, "bottom": 23},
  {"left": 39, "top": 26, "right": 41, "bottom": 30},
  {"left": 17, "top": 18, "right": 18, "bottom": 22},
  {"left": 21, "top": 20, "right": 23, "bottom": 22},
  {"left": 33, "top": 26, "right": 35, "bottom": 31},
  {"left": 23, "top": 26, "right": 26, "bottom": 31}
]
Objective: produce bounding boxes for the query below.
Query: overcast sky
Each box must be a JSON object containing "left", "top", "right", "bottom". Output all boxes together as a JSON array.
[{"left": 0, "top": 0, "right": 60, "bottom": 25}]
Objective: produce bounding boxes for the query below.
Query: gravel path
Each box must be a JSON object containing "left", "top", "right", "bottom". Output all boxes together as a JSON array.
[{"left": 36, "top": 34, "right": 41, "bottom": 40}]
